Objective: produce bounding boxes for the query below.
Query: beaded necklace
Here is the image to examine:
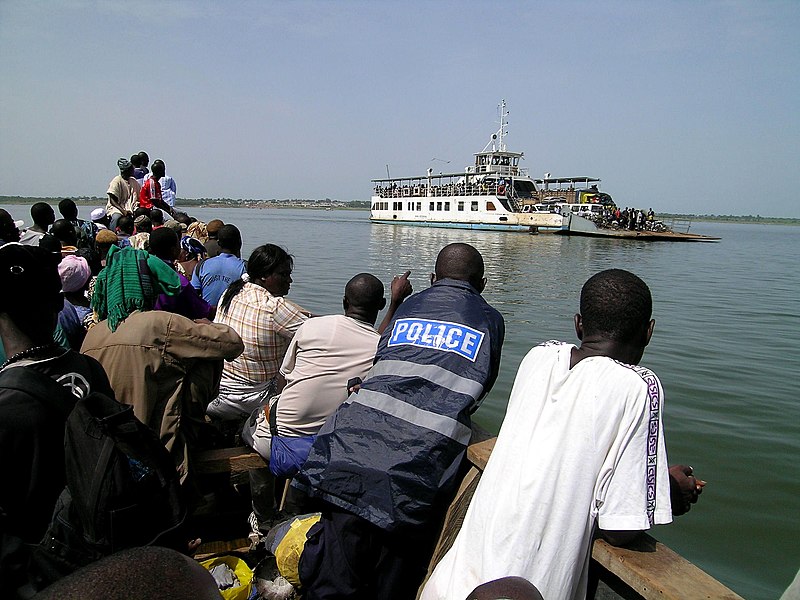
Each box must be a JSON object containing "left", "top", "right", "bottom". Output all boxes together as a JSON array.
[{"left": 0, "top": 343, "right": 60, "bottom": 370}]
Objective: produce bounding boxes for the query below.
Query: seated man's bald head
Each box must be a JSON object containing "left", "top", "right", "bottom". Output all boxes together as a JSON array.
[
  {"left": 344, "top": 273, "right": 385, "bottom": 313},
  {"left": 434, "top": 243, "right": 485, "bottom": 291}
]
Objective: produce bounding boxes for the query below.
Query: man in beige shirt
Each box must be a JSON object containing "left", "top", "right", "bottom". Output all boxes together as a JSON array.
[{"left": 106, "top": 157, "right": 141, "bottom": 229}]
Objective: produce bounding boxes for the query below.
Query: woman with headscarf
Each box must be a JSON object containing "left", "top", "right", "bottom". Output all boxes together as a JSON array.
[{"left": 177, "top": 235, "right": 207, "bottom": 278}]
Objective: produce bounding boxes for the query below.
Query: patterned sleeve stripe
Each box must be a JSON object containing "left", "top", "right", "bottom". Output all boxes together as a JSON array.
[{"left": 630, "top": 364, "right": 663, "bottom": 526}]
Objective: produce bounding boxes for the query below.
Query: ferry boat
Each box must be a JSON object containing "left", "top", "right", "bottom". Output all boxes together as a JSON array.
[
  {"left": 369, "top": 103, "right": 720, "bottom": 242},
  {"left": 369, "top": 101, "right": 564, "bottom": 233}
]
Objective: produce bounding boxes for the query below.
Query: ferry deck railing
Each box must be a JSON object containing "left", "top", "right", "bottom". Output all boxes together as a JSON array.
[{"left": 375, "top": 182, "right": 526, "bottom": 199}]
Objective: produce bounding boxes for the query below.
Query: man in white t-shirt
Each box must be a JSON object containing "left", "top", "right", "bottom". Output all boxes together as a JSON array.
[
  {"left": 243, "top": 271, "right": 411, "bottom": 479},
  {"left": 422, "top": 269, "right": 700, "bottom": 600}
]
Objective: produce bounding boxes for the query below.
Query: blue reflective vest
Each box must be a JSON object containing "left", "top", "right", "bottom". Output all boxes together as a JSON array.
[{"left": 293, "top": 279, "right": 504, "bottom": 534}]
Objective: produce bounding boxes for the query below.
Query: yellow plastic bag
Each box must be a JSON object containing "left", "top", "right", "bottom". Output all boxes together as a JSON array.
[
  {"left": 199, "top": 555, "right": 253, "bottom": 600},
  {"left": 275, "top": 514, "right": 322, "bottom": 587}
]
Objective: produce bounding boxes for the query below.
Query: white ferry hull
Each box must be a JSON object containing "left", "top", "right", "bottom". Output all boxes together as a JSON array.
[{"left": 369, "top": 195, "right": 565, "bottom": 233}]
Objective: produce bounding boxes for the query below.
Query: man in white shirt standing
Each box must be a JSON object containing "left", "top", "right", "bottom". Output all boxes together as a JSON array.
[{"left": 422, "top": 269, "right": 692, "bottom": 600}]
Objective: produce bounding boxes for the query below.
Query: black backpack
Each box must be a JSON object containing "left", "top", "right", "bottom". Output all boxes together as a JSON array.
[{"left": 0, "top": 367, "right": 187, "bottom": 586}]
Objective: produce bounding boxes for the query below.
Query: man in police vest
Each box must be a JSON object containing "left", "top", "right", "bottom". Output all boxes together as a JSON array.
[{"left": 293, "top": 243, "right": 505, "bottom": 600}]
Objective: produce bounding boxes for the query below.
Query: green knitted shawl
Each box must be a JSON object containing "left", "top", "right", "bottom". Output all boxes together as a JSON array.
[{"left": 91, "top": 244, "right": 180, "bottom": 332}]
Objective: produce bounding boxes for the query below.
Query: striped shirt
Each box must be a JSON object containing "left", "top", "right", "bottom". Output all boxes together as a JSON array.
[{"left": 215, "top": 283, "right": 309, "bottom": 384}]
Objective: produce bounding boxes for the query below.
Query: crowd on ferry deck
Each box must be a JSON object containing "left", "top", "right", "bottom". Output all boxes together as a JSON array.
[{"left": 1, "top": 151, "right": 707, "bottom": 600}]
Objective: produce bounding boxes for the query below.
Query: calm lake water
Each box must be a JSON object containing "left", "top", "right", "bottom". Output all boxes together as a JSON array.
[{"left": 22, "top": 205, "right": 800, "bottom": 598}]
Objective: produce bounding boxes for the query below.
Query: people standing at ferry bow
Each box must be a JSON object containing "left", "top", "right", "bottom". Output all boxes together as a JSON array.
[
  {"left": 206, "top": 244, "right": 312, "bottom": 534},
  {"left": 292, "top": 243, "right": 505, "bottom": 600},
  {"left": 421, "top": 269, "right": 703, "bottom": 600},
  {"left": 139, "top": 159, "right": 176, "bottom": 218}
]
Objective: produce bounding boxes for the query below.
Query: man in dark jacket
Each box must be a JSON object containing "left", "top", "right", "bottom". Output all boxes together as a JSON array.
[
  {"left": 0, "top": 244, "right": 113, "bottom": 598},
  {"left": 293, "top": 243, "right": 505, "bottom": 600}
]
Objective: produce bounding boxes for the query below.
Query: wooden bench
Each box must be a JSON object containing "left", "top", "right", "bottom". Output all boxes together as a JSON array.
[{"left": 193, "top": 446, "right": 267, "bottom": 475}]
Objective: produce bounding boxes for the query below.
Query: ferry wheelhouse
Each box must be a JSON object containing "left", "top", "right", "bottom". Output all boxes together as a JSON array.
[{"left": 369, "top": 101, "right": 563, "bottom": 232}]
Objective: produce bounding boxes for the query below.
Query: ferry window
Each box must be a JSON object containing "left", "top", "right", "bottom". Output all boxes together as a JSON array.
[
  {"left": 393, "top": 201, "right": 402, "bottom": 211},
  {"left": 444, "top": 202, "right": 450, "bottom": 211},
  {"left": 429, "top": 202, "right": 434, "bottom": 211},
  {"left": 471, "top": 201, "right": 479, "bottom": 211},
  {"left": 458, "top": 201, "right": 464, "bottom": 211},
  {"left": 486, "top": 201, "right": 496, "bottom": 211},
  {"left": 416, "top": 202, "right": 422, "bottom": 211},
  {"left": 436, "top": 202, "right": 442, "bottom": 211}
]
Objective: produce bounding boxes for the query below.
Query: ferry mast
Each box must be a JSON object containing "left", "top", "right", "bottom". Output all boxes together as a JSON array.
[{"left": 483, "top": 99, "right": 509, "bottom": 153}]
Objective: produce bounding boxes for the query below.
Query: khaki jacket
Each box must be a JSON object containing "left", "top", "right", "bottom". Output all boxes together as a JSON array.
[{"left": 81, "top": 310, "right": 244, "bottom": 482}]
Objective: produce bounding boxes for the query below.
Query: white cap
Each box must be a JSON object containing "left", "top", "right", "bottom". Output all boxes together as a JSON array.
[{"left": 90, "top": 207, "right": 107, "bottom": 221}]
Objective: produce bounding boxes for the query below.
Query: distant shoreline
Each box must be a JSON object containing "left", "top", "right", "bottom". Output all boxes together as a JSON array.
[{"left": 2, "top": 196, "right": 798, "bottom": 226}]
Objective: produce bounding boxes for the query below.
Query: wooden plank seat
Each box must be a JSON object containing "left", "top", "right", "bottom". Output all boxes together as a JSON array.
[{"left": 193, "top": 446, "right": 267, "bottom": 475}]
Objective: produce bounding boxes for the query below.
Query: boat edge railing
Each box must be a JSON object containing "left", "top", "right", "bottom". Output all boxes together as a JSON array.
[{"left": 417, "top": 429, "right": 745, "bottom": 600}]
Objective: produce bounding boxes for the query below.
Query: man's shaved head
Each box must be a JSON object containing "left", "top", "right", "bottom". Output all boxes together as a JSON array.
[
  {"left": 434, "top": 243, "right": 485, "bottom": 290},
  {"left": 345, "top": 273, "right": 385, "bottom": 312},
  {"left": 580, "top": 269, "right": 652, "bottom": 343}
]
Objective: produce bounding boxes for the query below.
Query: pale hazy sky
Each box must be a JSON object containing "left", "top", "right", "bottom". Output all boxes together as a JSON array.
[{"left": 1, "top": 1, "right": 798, "bottom": 217}]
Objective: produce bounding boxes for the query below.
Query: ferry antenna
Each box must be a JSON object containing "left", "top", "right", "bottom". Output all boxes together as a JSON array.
[{"left": 483, "top": 99, "right": 509, "bottom": 152}]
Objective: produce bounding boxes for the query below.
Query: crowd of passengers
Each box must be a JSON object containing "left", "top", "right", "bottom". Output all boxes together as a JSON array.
[
  {"left": 583, "top": 205, "right": 664, "bottom": 231},
  {"left": 0, "top": 153, "right": 704, "bottom": 600},
  {"left": 375, "top": 177, "right": 512, "bottom": 199}
]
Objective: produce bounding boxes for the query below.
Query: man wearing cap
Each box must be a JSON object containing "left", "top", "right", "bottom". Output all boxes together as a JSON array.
[
  {"left": 94, "top": 229, "right": 119, "bottom": 267},
  {"left": 129, "top": 216, "right": 151, "bottom": 251},
  {"left": 204, "top": 219, "right": 224, "bottom": 258},
  {"left": 0, "top": 244, "right": 114, "bottom": 597},
  {"left": 106, "top": 158, "right": 141, "bottom": 229},
  {"left": 90, "top": 208, "right": 110, "bottom": 230},
  {"left": 19, "top": 203, "right": 56, "bottom": 246},
  {"left": 55, "top": 255, "right": 92, "bottom": 350}
]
